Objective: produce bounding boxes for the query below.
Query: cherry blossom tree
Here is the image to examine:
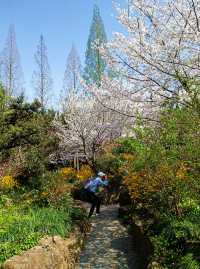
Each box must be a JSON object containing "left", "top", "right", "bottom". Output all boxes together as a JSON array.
[
  {"left": 54, "top": 0, "right": 200, "bottom": 168},
  {"left": 54, "top": 91, "right": 127, "bottom": 169},
  {"left": 87, "top": 0, "right": 200, "bottom": 121}
]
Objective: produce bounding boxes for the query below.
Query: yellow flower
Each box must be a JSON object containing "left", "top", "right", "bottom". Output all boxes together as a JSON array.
[
  {"left": 76, "top": 165, "right": 94, "bottom": 181},
  {"left": 0, "top": 175, "right": 17, "bottom": 189},
  {"left": 176, "top": 163, "right": 188, "bottom": 181},
  {"left": 41, "top": 191, "right": 48, "bottom": 197},
  {"left": 59, "top": 167, "right": 76, "bottom": 180},
  {"left": 123, "top": 171, "right": 142, "bottom": 200},
  {"left": 59, "top": 165, "right": 93, "bottom": 182}
]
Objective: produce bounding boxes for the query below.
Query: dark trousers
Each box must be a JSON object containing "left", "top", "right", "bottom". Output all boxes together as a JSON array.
[{"left": 85, "top": 190, "right": 101, "bottom": 217}]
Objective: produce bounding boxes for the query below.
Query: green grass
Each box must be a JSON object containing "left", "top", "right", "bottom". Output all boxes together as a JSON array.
[{"left": 0, "top": 200, "right": 73, "bottom": 264}]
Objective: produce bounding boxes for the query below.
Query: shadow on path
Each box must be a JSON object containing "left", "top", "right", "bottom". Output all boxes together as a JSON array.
[{"left": 78, "top": 204, "right": 140, "bottom": 269}]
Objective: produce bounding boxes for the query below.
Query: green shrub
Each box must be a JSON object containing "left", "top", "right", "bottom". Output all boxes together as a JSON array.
[
  {"left": 0, "top": 95, "right": 58, "bottom": 187},
  {"left": 100, "top": 106, "right": 200, "bottom": 267},
  {"left": 0, "top": 198, "right": 73, "bottom": 264},
  {"left": 16, "top": 148, "right": 46, "bottom": 188},
  {"left": 178, "top": 254, "right": 199, "bottom": 269}
]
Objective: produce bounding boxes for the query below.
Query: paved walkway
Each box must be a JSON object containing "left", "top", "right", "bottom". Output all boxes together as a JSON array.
[{"left": 78, "top": 204, "right": 140, "bottom": 269}]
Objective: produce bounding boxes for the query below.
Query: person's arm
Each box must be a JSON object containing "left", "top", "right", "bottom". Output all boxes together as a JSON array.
[{"left": 98, "top": 178, "right": 108, "bottom": 187}]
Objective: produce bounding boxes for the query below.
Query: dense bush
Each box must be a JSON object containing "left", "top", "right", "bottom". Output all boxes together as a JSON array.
[
  {"left": 0, "top": 89, "right": 59, "bottom": 188},
  {"left": 98, "top": 107, "right": 200, "bottom": 268},
  {"left": 0, "top": 89, "right": 88, "bottom": 265}
]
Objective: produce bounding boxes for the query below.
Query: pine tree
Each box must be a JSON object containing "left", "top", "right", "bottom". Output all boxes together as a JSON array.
[
  {"left": 0, "top": 25, "right": 24, "bottom": 96},
  {"left": 32, "top": 35, "right": 53, "bottom": 108},
  {"left": 61, "top": 44, "right": 81, "bottom": 105},
  {"left": 84, "top": 4, "right": 107, "bottom": 86}
]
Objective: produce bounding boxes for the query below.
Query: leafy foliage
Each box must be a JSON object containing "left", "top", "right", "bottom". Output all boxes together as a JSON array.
[
  {"left": 0, "top": 194, "right": 73, "bottom": 264},
  {"left": 0, "top": 90, "right": 87, "bottom": 265},
  {"left": 98, "top": 106, "right": 200, "bottom": 268},
  {"left": 0, "top": 92, "right": 58, "bottom": 187}
]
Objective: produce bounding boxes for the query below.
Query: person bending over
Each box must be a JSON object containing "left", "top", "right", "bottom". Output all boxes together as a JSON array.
[{"left": 84, "top": 172, "right": 108, "bottom": 218}]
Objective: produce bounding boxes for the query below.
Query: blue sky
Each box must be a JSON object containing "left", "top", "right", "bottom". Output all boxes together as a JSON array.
[{"left": 0, "top": 0, "right": 124, "bottom": 102}]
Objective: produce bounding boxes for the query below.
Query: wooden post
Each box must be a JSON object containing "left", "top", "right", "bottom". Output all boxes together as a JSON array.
[
  {"left": 74, "top": 154, "right": 76, "bottom": 169},
  {"left": 76, "top": 152, "right": 80, "bottom": 171}
]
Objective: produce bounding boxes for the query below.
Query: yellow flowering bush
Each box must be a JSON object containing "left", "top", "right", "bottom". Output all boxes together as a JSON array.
[
  {"left": 59, "top": 165, "right": 93, "bottom": 182},
  {"left": 123, "top": 171, "right": 141, "bottom": 200},
  {"left": 59, "top": 167, "right": 77, "bottom": 181},
  {"left": 76, "top": 165, "right": 94, "bottom": 181},
  {"left": 0, "top": 175, "right": 18, "bottom": 189},
  {"left": 123, "top": 162, "right": 184, "bottom": 203}
]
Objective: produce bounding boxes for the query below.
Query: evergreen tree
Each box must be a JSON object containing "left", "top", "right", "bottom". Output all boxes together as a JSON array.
[
  {"left": 84, "top": 4, "right": 107, "bottom": 86},
  {"left": 32, "top": 35, "right": 53, "bottom": 109},
  {"left": 0, "top": 25, "right": 24, "bottom": 96}
]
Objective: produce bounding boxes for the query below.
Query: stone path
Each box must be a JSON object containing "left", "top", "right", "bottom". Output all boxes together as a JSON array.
[{"left": 78, "top": 204, "right": 140, "bottom": 269}]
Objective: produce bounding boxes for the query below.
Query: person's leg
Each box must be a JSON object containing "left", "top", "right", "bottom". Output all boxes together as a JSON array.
[
  {"left": 96, "top": 196, "right": 101, "bottom": 214},
  {"left": 85, "top": 189, "right": 92, "bottom": 203},
  {"left": 88, "top": 192, "right": 97, "bottom": 217}
]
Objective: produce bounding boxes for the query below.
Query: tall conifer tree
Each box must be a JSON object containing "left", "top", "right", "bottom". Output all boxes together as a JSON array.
[
  {"left": 63, "top": 45, "right": 81, "bottom": 95},
  {"left": 60, "top": 44, "right": 82, "bottom": 111},
  {"left": 1, "top": 25, "right": 24, "bottom": 96},
  {"left": 84, "top": 4, "right": 107, "bottom": 86},
  {"left": 32, "top": 35, "right": 53, "bottom": 108}
]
